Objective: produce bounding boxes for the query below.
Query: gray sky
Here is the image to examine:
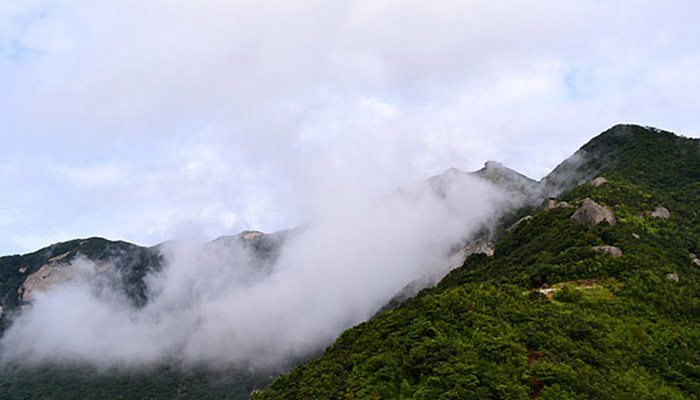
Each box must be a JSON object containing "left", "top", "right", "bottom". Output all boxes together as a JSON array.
[{"left": 1, "top": 0, "right": 700, "bottom": 255}]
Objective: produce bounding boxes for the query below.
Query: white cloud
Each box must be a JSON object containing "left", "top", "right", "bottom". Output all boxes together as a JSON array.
[
  {"left": 1, "top": 0, "right": 700, "bottom": 253},
  {"left": 1, "top": 171, "right": 510, "bottom": 368}
]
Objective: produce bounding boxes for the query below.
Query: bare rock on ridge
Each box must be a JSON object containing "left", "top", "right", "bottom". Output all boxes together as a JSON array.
[
  {"left": 571, "top": 198, "right": 617, "bottom": 226},
  {"left": 507, "top": 215, "right": 532, "bottom": 232},
  {"left": 462, "top": 238, "right": 495, "bottom": 257},
  {"left": 590, "top": 177, "right": 608, "bottom": 187}
]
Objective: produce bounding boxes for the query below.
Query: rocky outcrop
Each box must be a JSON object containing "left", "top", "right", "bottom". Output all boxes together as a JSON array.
[
  {"left": 592, "top": 245, "right": 623, "bottom": 258},
  {"left": 507, "top": 215, "right": 532, "bottom": 232},
  {"left": 651, "top": 206, "right": 670, "bottom": 219},
  {"left": 570, "top": 198, "right": 617, "bottom": 226},
  {"left": 691, "top": 253, "right": 700, "bottom": 266},
  {"left": 18, "top": 254, "right": 108, "bottom": 303},
  {"left": 666, "top": 273, "right": 679, "bottom": 282},
  {"left": 19, "top": 261, "right": 76, "bottom": 303},
  {"left": 541, "top": 198, "right": 571, "bottom": 211},
  {"left": 590, "top": 177, "right": 608, "bottom": 187},
  {"left": 462, "top": 238, "right": 495, "bottom": 257},
  {"left": 241, "top": 231, "right": 264, "bottom": 240}
]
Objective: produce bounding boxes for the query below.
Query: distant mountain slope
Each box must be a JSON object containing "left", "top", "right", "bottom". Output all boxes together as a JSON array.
[
  {"left": 0, "top": 232, "right": 288, "bottom": 400},
  {"left": 0, "top": 238, "right": 162, "bottom": 319},
  {"left": 256, "top": 125, "right": 700, "bottom": 399},
  {"left": 0, "top": 231, "right": 288, "bottom": 322}
]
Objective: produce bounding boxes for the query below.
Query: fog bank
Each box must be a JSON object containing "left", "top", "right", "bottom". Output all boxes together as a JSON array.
[{"left": 0, "top": 171, "right": 512, "bottom": 369}]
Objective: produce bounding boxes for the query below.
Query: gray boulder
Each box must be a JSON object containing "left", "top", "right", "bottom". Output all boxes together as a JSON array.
[
  {"left": 592, "top": 245, "right": 623, "bottom": 258},
  {"left": 691, "top": 253, "right": 700, "bottom": 266},
  {"left": 541, "top": 198, "right": 571, "bottom": 211},
  {"left": 570, "top": 198, "right": 617, "bottom": 226},
  {"left": 462, "top": 239, "right": 495, "bottom": 257},
  {"left": 651, "top": 206, "right": 671, "bottom": 219},
  {"left": 541, "top": 198, "right": 557, "bottom": 211}
]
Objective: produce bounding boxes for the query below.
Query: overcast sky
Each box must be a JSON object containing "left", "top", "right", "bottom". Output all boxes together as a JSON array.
[{"left": 1, "top": 0, "right": 699, "bottom": 255}]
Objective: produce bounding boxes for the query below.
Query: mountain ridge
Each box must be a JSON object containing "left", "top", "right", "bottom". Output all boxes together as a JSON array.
[
  {"left": 1, "top": 123, "right": 699, "bottom": 399},
  {"left": 255, "top": 124, "right": 700, "bottom": 399}
]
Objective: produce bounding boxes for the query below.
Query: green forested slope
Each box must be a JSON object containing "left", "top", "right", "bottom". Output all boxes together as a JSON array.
[
  {"left": 256, "top": 125, "right": 700, "bottom": 399},
  {"left": 0, "top": 363, "right": 273, "bottom": 400}
]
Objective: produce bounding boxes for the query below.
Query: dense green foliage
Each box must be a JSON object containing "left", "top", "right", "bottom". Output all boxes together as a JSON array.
[
  {"left": 0, "top": 363, "right": 273, "bottom": 400},
  {"left": 257, "top": 125, "right": 700, "bottom": 399}
]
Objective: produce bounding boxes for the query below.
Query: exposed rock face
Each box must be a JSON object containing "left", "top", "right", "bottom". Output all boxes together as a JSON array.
[
  {"left": 666, "top": 273, "right": 679, "bottom": 282},
  {"left": 19, "top": 262, "right": 76, "bottom": 303},
  {"left": 507, "top": 215, "right": 532, "bottom": 232},
  {"left": 651, "top": 206, "right": 671, "bottom": 219},
  {"left": 570, "top": 198, "right": 617, "bottom": 226},
  {"left": 241, "top": 231, "right": 264, "bottom": 240},
  {"left": 592, "top": 245, "right": 623, "bottom": 258},
  {"left": 541, "top": 198, "right": 557, "bottom": 211},
  {"left": 590, "top": 177, "right": 608, "bottom": 187},
  {"left": 18, "top": 254, "right": 108, "bottom": 303},
  {"left": 462, "top": 239, "right": 495, "bottom": 257},
  {"left": 541, "top": 198, "right": 570, "bottom": 211}
]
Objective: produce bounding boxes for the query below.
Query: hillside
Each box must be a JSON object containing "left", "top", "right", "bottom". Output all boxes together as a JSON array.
[
  {"left": 0, "top": 233, "right": 288, "bottom": 399},
  {"left": 1, "top": 124, "right": 698, "bottom": 399},
  {"left": 255, "top": 125, "right": 700, "bottom": 399}
]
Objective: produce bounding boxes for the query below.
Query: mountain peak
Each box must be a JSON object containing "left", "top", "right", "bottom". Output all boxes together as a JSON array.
[
  {"left": 472, "top": 160, "right": 537, "bottom": 196},
  {"left": 483, "top": 160, "right": 505, "bottom": 170}
]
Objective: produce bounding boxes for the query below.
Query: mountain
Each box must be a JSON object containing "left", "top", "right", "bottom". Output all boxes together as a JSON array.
[
  {"left": 0, "top": 231, "right": 288, "bottom": 321},
  {"left": 473, "top": 161, "right": 539, "bottom": 197},
  {"left": 2, "top": 124, "right": 699, "bottom": 399},
  {"left": 0, "top": 232, "right": 289, "bottom": 399},
  {"left": 255, "top": 125, "right": 700, "bottom": 399}
]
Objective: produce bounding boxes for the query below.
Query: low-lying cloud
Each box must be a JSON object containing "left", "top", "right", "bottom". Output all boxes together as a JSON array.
[{"left": 0, "top": 171, "right": 512, "bottom": 370}]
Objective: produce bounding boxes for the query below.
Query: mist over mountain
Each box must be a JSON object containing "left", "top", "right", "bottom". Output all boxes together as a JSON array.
[
  {"left": 257, "top": 124, "right": 700, "bottom": 399},
  {"left": 0, "top": 166, "right": 514, "bottom": 371},
  {"left": 1, "top": 124, "right": 699, "bottom": 399}
]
